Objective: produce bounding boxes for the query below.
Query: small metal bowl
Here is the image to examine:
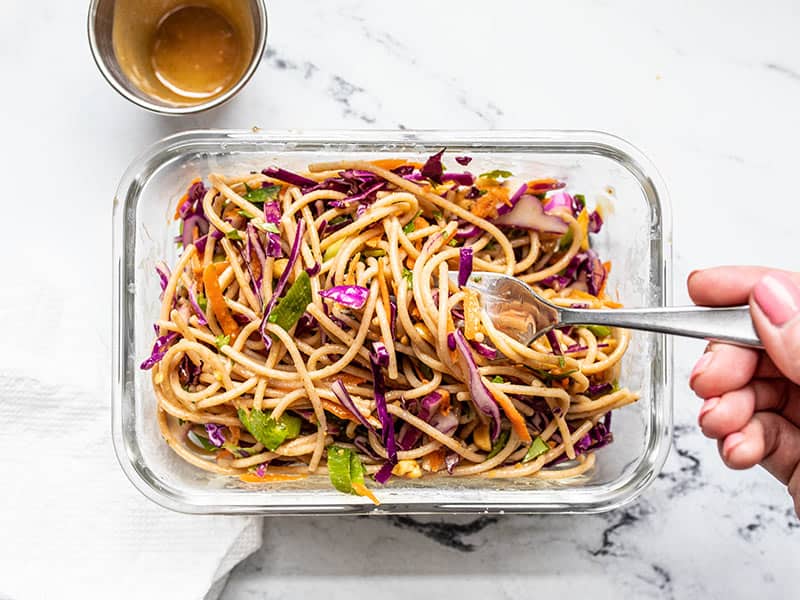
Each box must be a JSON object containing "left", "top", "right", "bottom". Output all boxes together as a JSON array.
[{"left": 88, "top": 0, "right": 267, "bottom": 115}]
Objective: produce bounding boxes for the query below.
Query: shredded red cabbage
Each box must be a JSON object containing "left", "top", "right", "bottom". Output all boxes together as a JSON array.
[
  {"left": 259, "top": 219, "right": 306, "bottom": 348},
  {"left": 262, "top": 166, "right": 317, "bottom": 190},
  {"left": 155, "top": 262, "right": 170, "bottom": 296},
  {"left": 430, "top": 411, "right": 459, "bottom": 436},
  {"left": 445, "top": 452, "right": 461, "bottom": 473},
  {"left": 180, "top": 214, "right": 210, "bottom": 248},
  {"left": 453, "top": 329, "right": 501, "bottom": 441},
  {"left": 469, "top": 339, "right": 499, "bottom": 360},
  {"left": 493, "top": 195, "right": 569, "bottom": 234},
  {"left": 332, "top": 379, "right": 376, "bottom": 433},
  {"left": 205, "top": 424, "right": 226, "bottom": 447},
  {"left": 455, "top": 223, "right": 482, "bottom": 239},
  {"left": 187, "top": 282, "right": 208, "bottom": 325},
  {"left": 545, "top": 330, "right": 562, "bottom": 356},
  {"left": 370, "top": 342, "right": 397, "bottom": 484},
  {"left": 573, "top": 417, "right": 614, "bottom": 454},
  {"left": 496, "top": 183, "right": 528, "bottom": 217},
  {"left": 178, "top": 355, "right": 203, "bottom": 387},
  {"left": 294, "top": 313, "right": 318, "bottom": 337},
  {"left": 389, "top": 299, "right": 397, "bottom": 337},
  {"left": 540, "top": 274, "right": 572, "bottom": 291},
  {"left": 140, "top": 331, "right": 179, "bottom": 370},
  {"left": 543, "top": 191, "right": 581, "bottom": 218},
  {"left": 588, "top": 210, "right": 603, "bottom": 234},
  {"left": 397, "top": 391, "right": 443, "bottom": 450},
  {"left": 455, "top": 156, "right": 472, "bottom": 166},
  {"left": 465, "top": 186, "right": 483, "bottom": 200},
  {"left": 587, "top": 382, "right": 614, "bottom": 396},
  {"left": 457, "top": 247, "right": 473, "bottom": 287},
  {"left": 420, "top": 148, "right": 445, "bottom": 183},
  {"left": 443, "top": 172, "right": 474, "bottom": 186},
  {"left": 319, "top": 285, "right": 370, "bottom": 309},
  {"left": 262, "top": 201, "right": 283, "bottom": 258}
]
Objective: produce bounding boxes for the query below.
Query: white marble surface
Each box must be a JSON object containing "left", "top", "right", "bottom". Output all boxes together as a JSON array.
[{"left": 2, "top": 0, "right": 799, "bottom": 598}]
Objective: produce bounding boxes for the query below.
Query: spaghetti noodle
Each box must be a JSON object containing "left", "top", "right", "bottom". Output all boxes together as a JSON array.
[{"left": 143, "top": 150, "right": 638, "bottom": 503}]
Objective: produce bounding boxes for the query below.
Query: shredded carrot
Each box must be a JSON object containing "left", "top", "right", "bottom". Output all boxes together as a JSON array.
[
  {"left": 174, "top": 193, "right": 188, "bottom": 220},
  {"left": 413, "top": 215, "right": 429, "bottom": 230},
  {"left": 321, "top": 398, "right": 374, "bottom": 425},
  {"left": 406, "top": 255, "right": 416, "bottom": 269},
  {"left": 491, "top": 388, "right": 532, "bottom": 443},
  {"left": 577, "top": 209, "right": 589, "bottom": 250},
  {"left": 470, "top": 185, "right": 507, "bottom": 219},
  {"left": 598, "top": 261, "right": 612, "bottom": 297},
  {"left": 526, "top": 178, "right": 561, "bottom": 193},
  {"left": 463, "top": 287, "right": 481, "bottom": 340},
  {"left": 216, "top": 449, "right": 234, "bottom": 461},
  {"left": 351, "top": 481, "right": 380, "bottom": 505},
  {"left": 370, "top": 159, "right": 422, "bottom": 171},
  {"left": 569, "top": 290, "right": 600, "bottom": 303},
  {"left": 173, "top": 178, "right": 201, "bottom": 220},
  {"left": 203, "top": 262, "right": 239, "bottom": 337},
  {"left": 377, "top": 260, "right": 392, "bottom": 325},
  {"left": 228, "top": 425, "right": 241, "bottom": 446},
  {"left": 422, "top": 448, "right": 446, "bottom": 473},
  {"left": 603, "top": 300, "right": 623, "bottom": 309},
  {"left": 442, "top": 227, "right": 458, "bottom": 247},
  {"left": 333, "top": 373, "right": 367, "bottom": 386},
  {"left": 439, "top": 390, "right": 451, "bottom": 415},
  {"left": 344, "top": 252, "right": 361, "bottom": 286},
  {"left": 239, "top": 472, "right": 307, "bottom": 483}
]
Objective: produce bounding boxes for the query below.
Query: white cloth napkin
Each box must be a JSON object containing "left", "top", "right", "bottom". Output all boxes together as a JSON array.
[{"left": 0, "top": 264, "right": 261, "bottom": 599}]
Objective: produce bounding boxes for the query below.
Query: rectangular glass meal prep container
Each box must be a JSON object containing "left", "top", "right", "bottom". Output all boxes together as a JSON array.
[{"left": 112, "top": 129, "right": 672, "bottom": 515}]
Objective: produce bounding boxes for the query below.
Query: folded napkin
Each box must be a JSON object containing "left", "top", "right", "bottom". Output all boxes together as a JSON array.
[{"left": 0, "top": 273, "right": 261, "bottom": 599}]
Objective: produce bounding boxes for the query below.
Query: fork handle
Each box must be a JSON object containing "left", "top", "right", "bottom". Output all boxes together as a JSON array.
[{"left": 559, "top": 305, "right": 762, "bottom": 348}]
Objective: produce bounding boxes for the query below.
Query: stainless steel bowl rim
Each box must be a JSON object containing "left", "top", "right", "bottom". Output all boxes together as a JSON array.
[{"left": 87, "top": 0, "right": 268, "bottom": 115}]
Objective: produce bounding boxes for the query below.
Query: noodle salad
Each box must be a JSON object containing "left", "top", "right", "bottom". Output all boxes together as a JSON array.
[{"left": 143, "top": 150, "right": 637, "bottom": 504}]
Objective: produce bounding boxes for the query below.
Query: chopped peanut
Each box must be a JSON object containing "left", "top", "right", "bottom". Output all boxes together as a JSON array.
[
  {"left": 473, "top": 422, "right": 491, "bottom": 451},
  {"left": 392, "top": 459, "right": 423, "bottom": 479}
]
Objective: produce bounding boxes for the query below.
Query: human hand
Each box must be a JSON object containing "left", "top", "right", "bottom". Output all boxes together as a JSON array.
[{"left": 688, "top": 266, "right": 800, "bottom": 516}]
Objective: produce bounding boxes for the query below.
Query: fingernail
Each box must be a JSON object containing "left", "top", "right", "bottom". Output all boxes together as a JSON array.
[
  {"left": 690, "top": 352, "right": 713, "bottom": 383},
  {"left": 723, "top": 432, "right": 746, "bottom": 461},
  {"left": 753, "top": 272, "right": 800, "bottom": 326},
  {"left": 698, "top": 397, "right": 719, "bottom": 424}
]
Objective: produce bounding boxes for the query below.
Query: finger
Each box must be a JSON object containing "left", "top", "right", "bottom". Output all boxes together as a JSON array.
[
  {"left": 698, "top": 380, "right": 791, "bottom": 439},
  {"left": 751, "top": 271, "right": 800, "bottom": 386},
  {"left": 720, "top": 412, "right": 800, "bottom": 485},
  {"left": 689, "top": 343, "right": 759, "bottom": 399},
  {"left": 688, "top": 266, "right": 775, "bottom": 306},
  {"left": 755, "top": 353, "right": 784, "bottom": 379}
]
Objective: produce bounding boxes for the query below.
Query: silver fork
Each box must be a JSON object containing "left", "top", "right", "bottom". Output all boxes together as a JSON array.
[{"left": 449, "top": 272, "right": 762, "bottom": 348}]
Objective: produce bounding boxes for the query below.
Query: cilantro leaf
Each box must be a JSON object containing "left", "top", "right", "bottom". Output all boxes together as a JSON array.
[
  {"left": 268, "top": 271, "right": 312, "bottom": 331},
  {"left": 522, "top": 436, "right": 549, "bottom": 463},
  {"left": 244, "top": 184, "right": 280, "bottom": 204},
  {"left": 402, "top": 267, "right": 413, "bottom": 289},
  {"left": 237, "top": 408, "right": 301, "bottom": 451},
  {"left": 215, "top": 334, "right": 231, "bottom": 349},
  {"left": 479, "top": 169, "right": 513, "bottom": 180}
]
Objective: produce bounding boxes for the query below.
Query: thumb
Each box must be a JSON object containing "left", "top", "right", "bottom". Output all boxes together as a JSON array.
[{"left": 751, "top": 271, "right": 800, "bottom": 385}]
